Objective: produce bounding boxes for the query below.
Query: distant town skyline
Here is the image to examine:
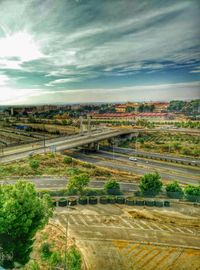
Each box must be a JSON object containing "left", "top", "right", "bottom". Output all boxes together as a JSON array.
[{"left": 0, "top": 0, "right": 200, "bottom": 105}]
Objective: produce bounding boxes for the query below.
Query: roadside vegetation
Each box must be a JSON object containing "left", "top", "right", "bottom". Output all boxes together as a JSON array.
[
  {"left": 119, "top": 132, "right": 200, "bottom": 157},
  {"left": 0, "top": 152, "right": 140, "bottom": 181}
]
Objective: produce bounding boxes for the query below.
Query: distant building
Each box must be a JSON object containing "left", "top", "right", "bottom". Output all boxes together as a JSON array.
[
  {"left": 115, "top": 105, "right": 127, "bottom": 113},
  {"left": 91, "top": 113, "right": 135, "bottom": 119},
  {"left": 136, "top": 112, "right": 172, "bottom": 121}
]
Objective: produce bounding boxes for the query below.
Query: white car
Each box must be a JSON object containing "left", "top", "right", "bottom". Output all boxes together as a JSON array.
[{"left": 129, "top": 157, "right": 138, "bottom": 162}]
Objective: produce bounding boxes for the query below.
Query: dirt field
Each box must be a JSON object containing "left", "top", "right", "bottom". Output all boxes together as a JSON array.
[{"left": 53, "top": 203, "right": 200, "bottom": 270}]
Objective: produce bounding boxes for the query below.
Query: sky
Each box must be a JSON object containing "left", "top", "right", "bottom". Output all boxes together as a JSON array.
[{"left": 0, "top": 0, "right": 200, "bottom": 105}]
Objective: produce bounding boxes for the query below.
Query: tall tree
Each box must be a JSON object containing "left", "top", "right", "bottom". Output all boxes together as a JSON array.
[
  {"left": 67, "top": 173, "right": 90, "bottom": 195},
  {"left": 139, "top": 172, "right": 163, "bottom": 196},
  {"left": 0, "top": 180, "right": 53, "bottom": 268}
]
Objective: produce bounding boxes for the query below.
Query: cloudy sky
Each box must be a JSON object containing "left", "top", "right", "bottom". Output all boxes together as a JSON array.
[{"left": 0, "top": 0, "right": 200, "bottom": 105}]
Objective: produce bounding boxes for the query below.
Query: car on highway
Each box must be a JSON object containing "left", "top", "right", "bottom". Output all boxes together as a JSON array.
[{"left": 129, "top": 157, "right": 138, "bottom": 162}]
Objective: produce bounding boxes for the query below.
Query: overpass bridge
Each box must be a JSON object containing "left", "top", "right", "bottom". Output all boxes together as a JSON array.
[{"left": 0, "top": 128, "right": 142, "bottom": 163}]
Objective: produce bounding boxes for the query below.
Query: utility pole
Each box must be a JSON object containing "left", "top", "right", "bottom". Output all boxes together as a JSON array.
[
  {"left": 79, "top": 116, "right": 83, "bottom": 135},
  {"left": 43, "top": 123, "right": 46, "bottom": 152},
  {"left": 64, "top": 202, "right": 71, "bottom": 270},
  {"left": 87, "top": 115, "right": 91, "bottom": 135}
]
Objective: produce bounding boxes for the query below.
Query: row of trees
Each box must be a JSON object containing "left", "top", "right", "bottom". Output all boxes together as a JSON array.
[{"left": 66, "top": 171, "right": 200, "bottom": 201}]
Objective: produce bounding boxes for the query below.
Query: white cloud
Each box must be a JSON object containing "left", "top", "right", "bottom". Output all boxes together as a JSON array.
[
  {"left": 0, "top": 31, "right": 43, "bottom": 62},
  {"left": 2, "top": 81, "right": 199, "bottom": 105},
  {"left": 46, "top": 78, "right": 80, "bottom": 87}
]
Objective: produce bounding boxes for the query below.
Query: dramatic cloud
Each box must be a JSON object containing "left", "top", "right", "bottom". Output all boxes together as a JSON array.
[{"left": 0, "top": 0, "right": 199, "bottom": 104}]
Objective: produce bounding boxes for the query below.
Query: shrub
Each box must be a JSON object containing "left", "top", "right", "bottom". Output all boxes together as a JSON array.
[
  {"left": 135, "top": 200, "right": 145, "bottom": 206},
  {"left": 63, "top": 156, "right": 73, "bottom": 164},
  {"left": 184, "top": 185, "right": 200, "bottom": 202},
  {"left": 139, "top": 172, "right": 163, "bottom": 197},
  {"left": 126, "top": 197, "right": 135, "bottom": 206},
  {"left": 83, "top": 188, "right": 105, "bottom": 196},
  {"left": 166, "top": 181, "right": 183, "bottom": 198},
  {"left": 58, "top": 198, "right": 67, "bottom": 207},
  {"left": 107, "top": 196, "right": 116, "bottom": 204},
  {"left": 67, "top": 167, "right": 83, "bottom": 176},
  {"left": 89, "top": 196, "right": 98, "bottom": 204},
  {"left": 29, "top": 159, "right": 40, "bottom": 170},
  {"left": 67, "top": 246, "right": 82, "bottom": 270},
  {"left": 104, "top": 179, "right": 121, "bottom": 195},
  {"left": 49, "top": 251, "right": 63, "bottom": 267},
  {"left": 100, "top": 196, "right": 108, "bottom": 204},
  {"left": 79, "top": 196, "right": 88, "bottom": 205},
  {"left": 40, "top": 242, "right": 52, "bottom": 260},
  {"left": 116, "top": 196, "right": 125, "bottom": 204},
  {"left": 68, "top": 197, "right": 77, "bottom": 206}
]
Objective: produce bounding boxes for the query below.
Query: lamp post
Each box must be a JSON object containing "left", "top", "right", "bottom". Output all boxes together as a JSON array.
[
  {"left": 64, "top": 201, "right": 71, "bottom": 270},
  {"left": 43, "top": 124, "right": 46, "bottom": 152}
]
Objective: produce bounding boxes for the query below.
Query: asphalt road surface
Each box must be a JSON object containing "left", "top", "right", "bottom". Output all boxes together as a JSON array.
[
  {"left": 0, "top": 177, "right": 138, "bottom": 192},
  {"left": 67, "top": 150, "right": 200, "bottom": 185}
]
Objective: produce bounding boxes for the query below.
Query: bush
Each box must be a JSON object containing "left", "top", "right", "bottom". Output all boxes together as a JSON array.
[
  {"left": 83, "top": 188, "right": 106, "bottom": 196},
  {"left": 116, "top": 196, "right": 125, "bottom": 204},
  {"left": 29, "top": 159, "right": 40, "bottom": 170},
  {"left": 154, "top": 201, "right": 164, "bottom": 207},
  {"left": 100, "top": 196, "right": 108, "bottom": 204},
  {"left": 79, "top": 196, "right": 88, "bottom": 205},
  {"left": 49, "top": 251, "right": 63, "bottom": 267},
  {"left": 184, "top": 185, "right": 200, "bottom": 202},
  {"left": 164, "top": 201, "right": 170, "bottom": 207},
  {"left": 68, "top": 197, "right": 77, "bottom": 206},
  {"left": 67, "top": 246, "right": 82, "bottom": 270},
  {"left": 107, "top": 196, "right": 116, "bottom": 204},
  {"left": 58, "top": 198, "right": 67, "bottom": 207},
  {"left": 89, "top": 196, "right": 98, "bottom": 204},
  {"left": 40, "top": 242, "right": 52, "bottom": 260},
  {"left": 63, "top": 156, "right": 73, "bottom": 164},
  {"left": 139, "top": 172, "right": 163, "bottom": 197},
  {"left": 67, "top": 167, "right": 83, "bottom": 176},
  {"left": 104, "top": 179, "right": 121, "bottom": 195},
  {"left": 166, "top": 181, "right": 183, "bottom": 198},
  {"left": 135, "top": 200, "right": 144, "bottom": 206},
  {"left": 126, "top": 197, "right": 135, "bottom": 206},
  {"left": 144, "top": 200, "right": 154, "bottom": 206}
]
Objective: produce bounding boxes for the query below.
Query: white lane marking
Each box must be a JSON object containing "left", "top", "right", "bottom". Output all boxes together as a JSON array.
[
  {"left": 120, "top": 217, "right": 133, "bottom": 228},
  {"left": 140, "top": 220, "right": 155, "bottom": 230}
]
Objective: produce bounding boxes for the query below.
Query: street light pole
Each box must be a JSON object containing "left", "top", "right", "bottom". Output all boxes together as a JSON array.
[{"left": 64, "top": 202, "right": 71, "bottom": 270}]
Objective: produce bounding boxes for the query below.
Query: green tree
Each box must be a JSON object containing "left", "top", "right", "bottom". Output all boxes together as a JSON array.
[
  {"left": 104, "top": 179, "right": 121, "bottom": 195},
  {"left": 67, "top": 173, "right": 90, "bottom": 195},
  {"left": 0, "top": 180, "right": 53, "bottom": 268},
  {"left": 67, "top": 246, "right": 82, "bottom": 270},
  {"left": 139, "top": 172, "right": 163, "bottom": 196},
  {"left": 29, "top": 159, "right": 40, "bottom": 170},
  {"left": 166, "top": 181, "right": 183, "bottom": 198}
]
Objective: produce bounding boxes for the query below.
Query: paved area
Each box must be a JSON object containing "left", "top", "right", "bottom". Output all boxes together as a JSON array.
[{"left": 53, "top": 204, "right": 200, "bottom": 270}]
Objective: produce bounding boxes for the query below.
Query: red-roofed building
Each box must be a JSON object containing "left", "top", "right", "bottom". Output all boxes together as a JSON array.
[{"left": 136, "top": 112, "right": 173, "bottom": 120}]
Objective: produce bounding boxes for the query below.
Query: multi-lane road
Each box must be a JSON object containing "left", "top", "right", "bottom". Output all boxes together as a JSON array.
[
  {"left": 0, "top": 128, "right": 134, "bottom": 163},
  {"left": 66, "top": 149, "right": 200, "bottom": 185},
  {"left": 0, "top": 177, "right": 138, "bottom": 192}
]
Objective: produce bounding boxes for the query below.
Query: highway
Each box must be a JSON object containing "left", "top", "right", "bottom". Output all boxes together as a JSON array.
[
  {"left": 66, "top": 150, "right": 200, "bottom": 185},
  {"left": 0, "top": 128, "right": 136, "bottom": 164},
  {"left": 101, "top": 146, "right": 200, "bottom": 166}
]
